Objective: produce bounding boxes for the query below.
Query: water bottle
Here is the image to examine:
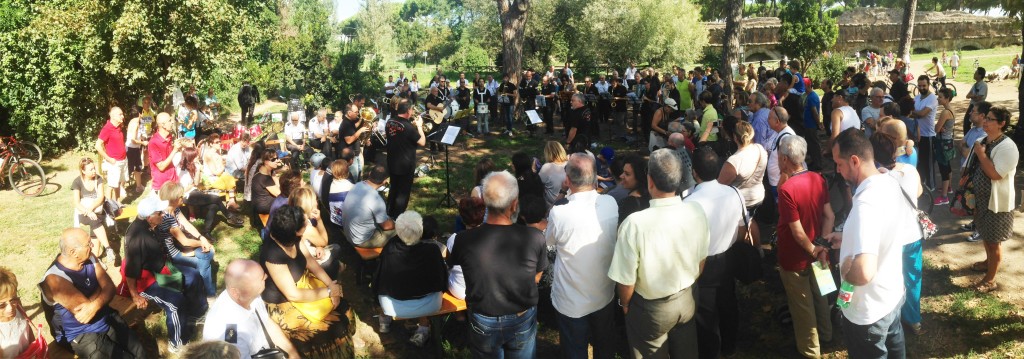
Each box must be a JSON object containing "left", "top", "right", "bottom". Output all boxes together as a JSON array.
[{"left": 836, "top": 281, "right": 855, "bottom": 309}]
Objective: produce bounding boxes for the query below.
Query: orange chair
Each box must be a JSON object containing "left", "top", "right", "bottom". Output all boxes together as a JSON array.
[
  {"left": 395, "top": 292, "right": 468, "bottom": 356},
  {"left": 353, "top": 246, "right": 383, "bottom": 285}
]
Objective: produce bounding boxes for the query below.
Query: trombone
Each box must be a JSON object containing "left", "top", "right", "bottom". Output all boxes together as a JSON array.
[{"left": 358, "top": 107, "right": 386, "bottom": 146}]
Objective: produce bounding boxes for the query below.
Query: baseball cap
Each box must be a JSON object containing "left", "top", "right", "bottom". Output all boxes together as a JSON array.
[
  {"left": 888, "top": 69, "right": 901, "bottom": 75},
  {"left": 137, "top": 196, "right": 169, "bottom": 219},
  {"left": 310, "top": 153, "right": 327, "bottom": 168},
  {"left": 664, "top": 98, "right": 678, "bottom": 110}
]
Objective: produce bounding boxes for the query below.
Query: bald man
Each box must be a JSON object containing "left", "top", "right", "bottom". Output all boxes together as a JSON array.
[
  {"left": 39, "top": 228, "right": 145, "bottom": 358},
  {"left": 203, "top": 259, "right": 298, "bottom": 358},
  {"left": 148, "top": 112, "right": 182, "bottom": 192},
  {"left": 97, "top": 106, "right": 127, "bottom": 202}
]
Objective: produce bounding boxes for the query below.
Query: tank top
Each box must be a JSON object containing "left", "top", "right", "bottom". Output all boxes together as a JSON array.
[
  {"left": 40, "top": 257, "right": 112, "bottom": 342},
  {"left": 837, "top": 105, "right": 860, "bottom": 132}
]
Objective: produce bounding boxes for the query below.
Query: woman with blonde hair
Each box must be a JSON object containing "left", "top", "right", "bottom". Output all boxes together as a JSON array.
[
  {"left": 72, "top": 157, "right": 113, "bottom": 262},
  {"left": 158, "top": 181, "right": 217, "bottom": 298},
  {"left": 0, "top": 267, "right": 33, "bottom": 358},
  {"left": 539, "top": 141, "right": 568, "bottom": 207},
  {"left": 718, "top": 121, "right": 768, "bottom": 207},
  {"left": 289, "top": 186, "right": 344, "bottom": 280}
]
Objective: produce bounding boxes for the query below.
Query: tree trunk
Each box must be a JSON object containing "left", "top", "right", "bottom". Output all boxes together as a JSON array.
[
  {"left": 1018, "top": 20, "right": 1023, "bottom": 128},
  {"left": 721, "top": 0, "right": 743, "bottom": 112},
  {"left": 497, "top": 0, "right": 530, "bottom": 89},
  {"left": 897, "top": 0, "right": 917, "bottom": 61}
]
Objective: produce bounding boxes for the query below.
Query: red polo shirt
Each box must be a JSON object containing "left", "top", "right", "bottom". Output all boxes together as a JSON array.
[
  {"left": 98, "top": 121, "right": 127, "bottom": 160},
  {"left": 148, "top": 131, "right": 178, "bottom": 190},
  {"left": 776, "top": 171, "right": 829, "bottom": 272}
]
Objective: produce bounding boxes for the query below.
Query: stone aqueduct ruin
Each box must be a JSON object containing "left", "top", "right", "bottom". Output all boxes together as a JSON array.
[{"left": 707, "top": 8, "right": 1022, "bottom": 62}]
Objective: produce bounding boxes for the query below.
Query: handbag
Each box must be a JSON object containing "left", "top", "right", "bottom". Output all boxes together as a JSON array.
[
  {"left": 729, "top": 187, "right": 763, "bottom": 284},
  {"left": 103, "top": 199, "right": 124, "bottom": 218},
  {"left": 291, "top": 270, "right": 334, "bottom": 324},
  {"left": 897, "top": 185, "right": 938, "bottom": 240},
  {"left": 250, "top": 311, "right": 288, "bottom": 359},
  {"left": 15, "top": 305, "right": 48, "bottom": 359}
]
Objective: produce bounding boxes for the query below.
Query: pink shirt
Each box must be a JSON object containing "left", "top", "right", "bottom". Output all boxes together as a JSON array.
[
  {"left": 98, "top": 121, "right": 127, "bottom": 160},
  {"left": 148, "top": 132, "right": 178, "bottom": 190}
]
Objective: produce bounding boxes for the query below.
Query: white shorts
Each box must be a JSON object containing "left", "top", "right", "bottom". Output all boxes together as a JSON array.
[{"left": 103, "top": 160, "right": 128, "bottom": 188}]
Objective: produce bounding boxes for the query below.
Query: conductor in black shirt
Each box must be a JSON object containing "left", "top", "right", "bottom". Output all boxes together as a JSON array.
[{"left": 385, "top": 100, "right": 426, "bottom": 218}]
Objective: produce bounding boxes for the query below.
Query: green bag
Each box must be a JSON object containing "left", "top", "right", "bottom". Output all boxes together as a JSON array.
[{"left": 154, "top": 261, "right": 184, "bottom": 293}]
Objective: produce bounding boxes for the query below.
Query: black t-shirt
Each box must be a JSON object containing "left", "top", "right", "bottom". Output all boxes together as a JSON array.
[
  {"left": 586, "top": 85, "right": 599, "bottom": 105},
  {"left": 516, "top": 172, "right": 545, "bottom": 200},
  {"left": 474, "top": 88, "right": 491, "bottom": 105},
  {"left": 386, "top": 118, "right": 421, "bottom": 175},
  {"left": 822, "top": 92, "right": 835, "bottom": 123},
  {"left": 781, "top": 93, "right": 804, "bottom": 129},
  {"left": 124, "top": 219, "right": 167, "bottom": 280},
  {"left": 669, "top": 88, "right": 681, "bottom": 107},
  {"left": 449, "top": 223, "right": 548, "bottom": 316},
  {"left": 499, "top": 82, "right": 516, "bottom": 96},
  {"left": 541, "top": 83, "right": 556, "bottom": 97},
  {"left": 339, "top": 118, "right": 362, "bottom": 155},
  {"left": 456, "top": 87, "right": 471, "bottom": 109},
  {"left": 260, "top": 239, "right": 307, "bottom": 304},
  {"left": 374, "top": 239, "right": 448, "bottom": 300},
  {"left": 426, "top": 94, "right": 443, "bottom": 109},
  {"left": 612, "top": 84, "right": 628, "bottom": 112},
  {"left": 891, "top": 81, "right": 909, "bottom": 101},
  {"left": 570, "top": 106, "right": 591, "bottom": 135},
  {"left": 617, "top": 195, "right": 651, "bottom": 225},
  {"left": 644, "top": 78, "right": 660, "bottom": 101},
  {"left": 252, "top": 173, "right": 277, "bottom": 214}
]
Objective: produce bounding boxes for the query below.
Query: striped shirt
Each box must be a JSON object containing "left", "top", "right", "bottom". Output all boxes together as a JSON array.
[{"left": 156, "top": 208, "right": 183, "bottom": 257}]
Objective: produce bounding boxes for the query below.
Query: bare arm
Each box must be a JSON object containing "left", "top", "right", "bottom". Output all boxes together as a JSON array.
[
  {"left": 842, "top": 253, "right": 878, "bottom": 286},
  {"left": 127, "top": 119, "right": 145, "bottom": 146},
  {"left": 379, "top": 219, "right": 395, "bottom": 231},
  {"left": 717, "top": 162, "right": 738, "bottom": 185},
  {"left": 935, "top": 109, "right": 952, "bottom": 135},
  {"left": 264, "top": 310, "right": 300, "bottom": 358},
  {"left": 616, "top": 283, "right": 635, "bottom": 314},
  {"left": 830, "top": 109, "right": 842, "bottom": 140},
  {"left": 265, "top": 261, "right": 330, "bottom": 303},
  {"left": 96, "top": 139, "right": 113, "bottom": 164}
]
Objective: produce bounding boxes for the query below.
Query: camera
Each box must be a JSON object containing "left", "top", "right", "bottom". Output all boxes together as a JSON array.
[{"left": 713, "top": 119, "right": 722, "bottom": 128}]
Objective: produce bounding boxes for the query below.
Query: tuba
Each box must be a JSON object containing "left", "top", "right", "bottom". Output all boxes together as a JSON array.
[{"left": 358, "top": 107, "right": 384, "bottom": 146}]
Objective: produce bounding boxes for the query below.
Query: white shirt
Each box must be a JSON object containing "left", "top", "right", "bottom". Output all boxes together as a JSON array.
[
  {"left": 840, "top": 174, "right": 917, "bottom": 325},
  {"left": 624, "top": 66, "right": 637, "bottom": 80},
  {"left": 310, "top": 169, "right": 325, "bottom": 198},
  {"left": 766, "top": 126, "right": 796, "bottom": 186},
  {"left": 836, "top": 105, "right": 860, "bottom": 133},
  {"left": 308, "top": 119, "right": 329, "bottom": 139},
  {"left": 594, "top": 81, "right": 610, "bottom": 94},
  {"left": 546, "top": 190, "right": 619, "bottom": 318},
  {"left": 384, "top": 81, "right": 395, "bottom": 95},
  {"left": 225, "top": 143, "right": 250, "bottom": 177},
  {"left": 328, "top": 119, "right": 343, "bottom": 136},
  {"left": 284, "top": 122, "right": 305, "bottom": 141},
  {"left": 409, "top": 81, "right": 420, "bottom": 92},
  {"left": 951, "top": 54, "right": 960, "bottom": 66},
  {"left": 485, "top": 80, "right": 499, "bottom": 95},
  {"left": 202, "top": 292, "right": 273, "bottom": 358},
  {"left": 914, "top": 93, "right": 938, "bottom": 137},
  {"left": 882, "top": 164, "right": 924, "bottom": 245},
  {"left": 446, "top": 232, "right": 466, "bottom": 298},
  {"left": 684, "top": 181, "right": 747, "bottom": 256}
]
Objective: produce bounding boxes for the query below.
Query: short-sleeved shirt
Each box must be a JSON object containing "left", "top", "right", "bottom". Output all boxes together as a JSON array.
[
  {"left": 251, "top": 173, "right": 276, "bottom": 214},
  {"left": 338, "top": 118, "right": 362, "bottom": 155},
  {"left": 385, "top": 118, "right": 421, "bottom": 176},
  {"left": 341, "top": 181, "right": 390, "bottom": 245},
  {"left": 700, "top": 105, "right": 719, "bottom": 142},
  {"left": 766, "top": 127, "right": 796, "bottom": 186},
  {"left": 777, "top": 171, "right": 829, "bottom": 272},
  {"left": 202, "top": 292, "right": 272, "bottom": 358},
  {"left": 149, "top": 132, "right": 178, "bottom": 190},
  {"left": 260, "top": 240, "right": 307, "bottom": 304},
  {"left": 968, "top": 81, "right": 987, "bottom": 105},
  {"left": 684, "top": 182, "right": 746, "bottom": 256},
  {"left": 569, "top": 106, "right": 591, "bottom": 140},
  {"left": 546, "top": 191, "right": 619, "bottom": 318},
  {"left": 98, "top": 121, "right": 127, "bottom": 160},
  {"left": 608, "top": 197, "right": 709, "bottom": 300},
  {"left": 449, "top": 224, "right": 548, "bottom": 317},
  {"left": 803, "top": 91, "right": 821, "bottom": 129},
  {"left": 72, "top": 176, "right": 104, "bottom": 212},
  {"left": 283, "top": 122, "right": 305, "bottom": 141},
  {"left": 781, "top": 92, "right": 804, "bottom": 130},
  {"left": 914, "top": 93, "right": 939, "bottom": 137}
]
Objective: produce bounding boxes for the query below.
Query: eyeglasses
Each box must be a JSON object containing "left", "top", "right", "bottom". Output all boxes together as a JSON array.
[{"left": 0, "top": 297, "right": 20, "bottom": 311}]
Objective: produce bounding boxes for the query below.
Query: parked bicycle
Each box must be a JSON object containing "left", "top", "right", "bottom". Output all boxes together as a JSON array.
[
  {"left": 0, "top": 137, "right": 47, "bottom": 197},
  {"left": 910, "top": 77, "right": 957, "bottom": 98},
  {"left": 1, "top": 136, "right": 42, "bottom": 163}
]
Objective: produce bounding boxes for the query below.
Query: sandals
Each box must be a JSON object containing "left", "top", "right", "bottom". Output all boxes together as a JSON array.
[
  {"left": 970, "top": 261, "right": 988, "bottom": 272},
  {"left": 974, "top": 281, "right": 999, "bottom": 293}
]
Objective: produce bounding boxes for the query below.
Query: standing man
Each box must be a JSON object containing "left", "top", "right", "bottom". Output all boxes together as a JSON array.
[
  {"left": 749, "top": 92, "right": 772, "bottom": 148},
  {"left": 96, "top": 106, "right": 127, "bottom": 203},
  {"left": 963, "top": 67, "right": 987, "bottom": 135},
  {"left": 595, "top": 75, "right": 612, "bottom": 132},
  {"left": 950, "top": 51, "right": 960, "bottom": 78},
  {"left": 861, "top": 87, "right": 885, "bottom": 136},
  {"left": 541, "top": 77, "right": 558, "bottom": 135},
  {"left": 203, "top": 259, "right": 299, "bottom": 359},
  {"left": 148, "top": 112, "right": 180, "bottom": 193},
  {"left": 449, "top": 171, "right": 548, "bottom": 358},
  {"left": 385, "top": 100, "right": 426, "bottom": 219},
  {"left": 546, "top": 154, "right": 619, "bottom": 359},
  {"left": 767, "top": 107, "right": 796, "bottom": 200},
  {"left": 566, "top": 94, "right": 591, "bottom": 148},
  {"left": 776, "top": 135, "right": 835, "bottom": 358},
  {"left": 911, "top": 75, "right": 938, "bottom": 188},
  {"left": 828, "top": 128, "right": 917, "bottom": 358},
  {"left": 684, "top": 147, "right": 746, "bottom": 359},
  {"left": 520, "top": 69, "right": 540, "bottom": 133},
  {"left": 821, "top": 80, "right": 837, "bottom": 138},
  {"left": 40, "top": 228, "right": 147, "bottom": 358},
  {"left": 238, "top": 82, "right": 258, "bottom": 125},
  {"left": 624, "top": 62, "right": 638, "bottom": 88},
  {"left": 608, "top": 149, "right": 710, "bottom": 358},
  {"left": 340, "top": 104, "right": 369, "bottom": 181},
  {"left": 499, "top": 74, "right": 518, "bottom": 136},
  {"left": 456, "top": 79, "right": 472, "bottom": 133},
  {"left": 610, "top": 77, "right": 629, "bottom": 136},
  {"left": 485, "top": 75, "right": 500, "bottom": 118}
]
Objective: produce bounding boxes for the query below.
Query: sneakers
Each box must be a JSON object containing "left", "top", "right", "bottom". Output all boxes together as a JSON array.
[
  {"left": 934, "top": 196, "right": 950, "bottom": 206},
  {"left": 967, "top": 231, "right": 982, "bottom": 242},
  {"left": 409, "top": 325, "right": 430, "bottom": 347},
  {"left": 378, "top": 315, "right": 392, "bottom": 334},
  {"left": 960, "top": 222, "right": 975, "bottom": 232}
]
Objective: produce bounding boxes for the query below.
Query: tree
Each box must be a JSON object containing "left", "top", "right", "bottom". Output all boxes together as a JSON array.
[
  {"left": 497, "top": 0, "right": 530, "bottom": 84},
  {"left": 721, "top": 0, "right": 743, "bottom": 111},
  {"left": 778, "top": 0, "right": 838, "bottom": 70},
  {"left": 569, "top": 0, "right": 706, "bottom": 70},
  {"left": 897, "top": 0, "right": 917, "bottom": 61}
]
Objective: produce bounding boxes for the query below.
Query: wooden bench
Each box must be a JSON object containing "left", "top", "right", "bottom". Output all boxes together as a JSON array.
[
  {"left": 396, "top": 292, "right": 468, "bottom": 356},
  {"left": 115, "top": 206, "right": 138, "bottom": 221},
  {"left": 353, "top": 246, "right": 383, "bottom": 284}
]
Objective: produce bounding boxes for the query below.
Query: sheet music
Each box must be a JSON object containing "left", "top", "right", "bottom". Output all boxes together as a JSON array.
[
  {"left": 525, "top": 110, "right": 543, "bottom": 124},
  {"left": 271, "top": 113, "right": 283, "bottom": 122},
  {"left": 441, "top": 126, "right": 461, "bottom": 145},
  {"left": 812, "top": 261, "right": 837, "bottom": 295}
]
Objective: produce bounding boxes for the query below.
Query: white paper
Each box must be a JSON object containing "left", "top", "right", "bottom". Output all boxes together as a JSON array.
[
  {"left": 441, "top": 125, "right": 461, "bottom": 145},
  {"left": 271, "top": 113, "right": 283, "bottom": 122},
  {"left": 525, "top": 110, "right": 543, "bottom": 124},
  {"left": 812, "top": 261, "right": 837, "bottom": 296}
]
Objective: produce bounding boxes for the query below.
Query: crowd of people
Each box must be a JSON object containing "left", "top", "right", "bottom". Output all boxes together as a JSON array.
[{"left": 1, "top": 51, "right": 1022, "bottom": 359}]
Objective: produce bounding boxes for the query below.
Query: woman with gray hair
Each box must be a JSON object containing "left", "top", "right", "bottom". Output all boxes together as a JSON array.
[{"left": 373, "top": 211, "right": 448, "bottom": 347}]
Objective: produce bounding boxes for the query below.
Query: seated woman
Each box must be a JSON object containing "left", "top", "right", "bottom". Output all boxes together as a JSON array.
[
  {"left": 251, "top": 149, "right": 283, "bottom": 224},
  {"left": 71, "top": 158, "right": 114, "bottom": 262},
  {"left": 198, "top": 134, "right": 241, "bottom": 211},
  {"left": 0, "top": 267, "right": 33, "bottom": 358},
  {"left": 289, "top": 186, "right": 344, "bottom": 280},
  {"left": 158, "top": 182, "right": 217, "bottom": 299},
  {"left": 264, "top": 170, "right": 304, "bottom": 229},
  {"left": 178, "top": 147, "right": 242, "bottom": 238},
  {"left": 373, "top": 211, "right": 448, "bottom": 347},
  {"left": 326, "top": 159, "right": 355, "bottom": 227},
  {"left": 261, "top": 205, "right": 353, "bottom": 357},
  {"left": 447, "top": 197, "right": 485, "bottom": 299}
]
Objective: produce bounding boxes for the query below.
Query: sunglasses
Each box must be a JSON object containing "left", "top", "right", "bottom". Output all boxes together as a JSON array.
[{"left": 0, "top": 297, "right": 20, "bottom": 311}]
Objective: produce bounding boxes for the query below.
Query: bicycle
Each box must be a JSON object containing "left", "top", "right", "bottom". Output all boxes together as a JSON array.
[
  {"left": 0, "top": 139, "right": 47, "bottom": 197},
  {"left": 1, "top": 136, "right": 42, "bottom": 163},
  {"left": 912, "top": 77, "right": 957, "bottom": 97}
]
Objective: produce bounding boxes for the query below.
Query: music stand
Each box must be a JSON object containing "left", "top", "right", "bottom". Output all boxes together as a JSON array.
[{"left": 427, "top": 124, "right": 461, "bottom": 207}]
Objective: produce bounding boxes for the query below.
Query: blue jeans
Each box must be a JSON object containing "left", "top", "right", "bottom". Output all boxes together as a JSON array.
[
  {"left": 555, "top": 301, "right": 617, "bottom": 359},
  {"left": 141, "top": 265, "right": 209, "bottom": 348},
  {"left": 469, "top": 306, "right": 538, "bottom": 359},
  {"left": 349, "top": 153, "right": 364, "bottom": 182},
  {"left": 503, "top": 104, "right": 515, "bottom": 132},
  {"left": 171, "top": 249, "right": 216, "bottom": 297},
  {"left": 842, "top": 302, "right": 906, "bottom": 359},
  {"left": 901, "top": 239, "right": 923, "bottom": 325}
]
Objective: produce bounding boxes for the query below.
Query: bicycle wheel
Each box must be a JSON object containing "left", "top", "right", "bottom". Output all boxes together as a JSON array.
[
  {"left": 918, "top": 185, "right": 935, "bottom": 214},
  {"left": 8, "top": 158, "right": 46, "bottom": 197},
  {"left": 10, "top": 141, "right": 41, "bottom": 162},
  {"left": 909, "top": 83, "right": 918, "bottom": 97},
  {"left": 944, "top": 83, "right": 958, "bottom": 96}
]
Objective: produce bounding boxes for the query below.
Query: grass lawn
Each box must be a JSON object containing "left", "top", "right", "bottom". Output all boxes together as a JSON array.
[{"left": 910, "top": 47, "right": 1022, "bottom": 84}]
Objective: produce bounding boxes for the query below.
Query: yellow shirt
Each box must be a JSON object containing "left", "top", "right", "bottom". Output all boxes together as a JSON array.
[
  {"left": 607, "top": 197, "right": 710, "bottom": 300},
  {"left": 700, "top": 105, "right": 719, "bottom": 142}
]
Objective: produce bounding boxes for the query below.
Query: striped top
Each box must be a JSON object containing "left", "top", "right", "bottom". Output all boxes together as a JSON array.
[{"left": 156, "top": 208, "right": 183, "bottom": 257}]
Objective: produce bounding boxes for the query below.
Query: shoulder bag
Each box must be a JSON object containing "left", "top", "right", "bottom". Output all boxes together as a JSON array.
[
  {"left": 897, "top": 185, "right": 937, "bottom": 240},
  {"left": 251, "top": 311, "right": 288, "bottom": 359},
  {"left": 14, "top": 304, "right": 48, "bottom": 359},
  {"left": 729, "top": 186, "right": 763, "bottom": 284}
]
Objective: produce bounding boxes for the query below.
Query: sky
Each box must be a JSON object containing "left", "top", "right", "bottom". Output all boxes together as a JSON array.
[{"left": 335, "top": 0, "right": 406, "bottom": 22}]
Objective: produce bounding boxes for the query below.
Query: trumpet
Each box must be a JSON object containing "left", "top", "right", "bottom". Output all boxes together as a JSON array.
[{"left": 382, "top": 96, "right": 391, "bottom": 105}]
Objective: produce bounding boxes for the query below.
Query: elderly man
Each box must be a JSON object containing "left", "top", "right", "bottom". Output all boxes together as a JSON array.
[
  {"left": 96, "top": 106, "right": 127, "bottom": 203},
  {"left": 123, "top": 196, "right": 209, "bottom": 353},
  {"left": 609, "top": 149, "right": 710, "bottom": 358},
  {"left": 225, "top": 132, "right": 252, "bottom": 179},
  {"left": 450, "top": 171, "right": 548, "bottom": 358},
  {"left": 684, "top": 147, "right": 748, "bottom": 359},
  {"left": 749, "top": 92, "right": 772, "bottom": 149},
  {"left": 385, "top": 100, "right": 426, "bottom": 218},
  {"left": 149, "top": 112, "right": 181, "bottom": 192},
  {"left": 307, "top": 108, "right": 333, "bottom": 159},
  {"left": 40, "top": 228, "right": 146, "bottom": 358},
  {"left": 203, "top": 259, "right": 299, "bottom": 358},
  {"left": 767, "top": 106, "right": 797, "bottom": 199},
  {"left": 342, "top": 165, "right": 396, "bottom": 248},
  {"left": 666, "top": 133, "right": 696, "bottom": 195},
  {"left": 776, "top": 135, "right": 836, "bottom": 358},
  {"left": 567, "top": 93, "right": 592, "bottom": 148},
  {"left": 546, "top": 154, "right": 619, "bottom": 359},
  {"left": 283, "top": 113, "right": 309, "bottom": 166},
  {"left": 861, "top": 87, "right": 885, "bottom": 136},
  {"left": 827, "top": 129, "right": 917, "bottom": 357},
  {"left": 339, "top": 103, "right": 369, "bottom": 181}
]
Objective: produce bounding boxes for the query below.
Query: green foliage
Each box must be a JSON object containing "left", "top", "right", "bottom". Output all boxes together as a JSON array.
[
  {"left": 569, "top": 0, "right": 707, "bottom": 68},
  {"left": 778, "top": 0, "right": 838, "bottom": 69},
  {"left": 440, "top": 41, "right": 493, "bottom": 70},
  {"left": 805, "top": 53, "right": 846, "bottom": 85},
  {"left": 323, "top": 44, "right": 384, "bottom": 112},
  {"left": 698, "top": 47, "right": 724, "bottom": 71}
]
